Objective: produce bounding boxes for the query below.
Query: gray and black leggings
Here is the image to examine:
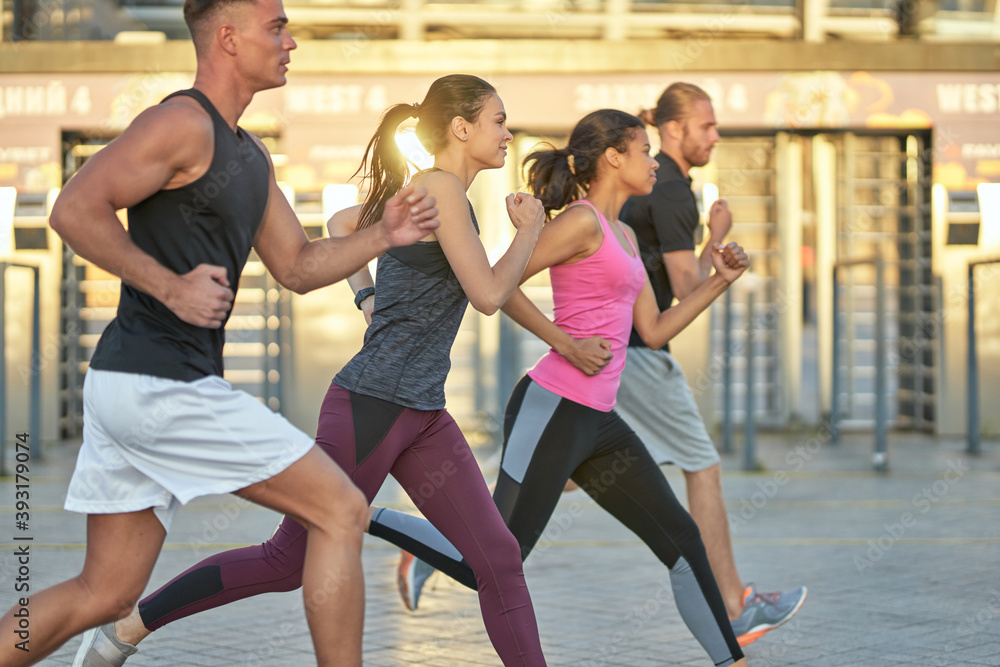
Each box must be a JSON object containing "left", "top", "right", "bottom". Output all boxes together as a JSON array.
[{"left": 371, "top": 376, "right": 745, "bottom": 666}]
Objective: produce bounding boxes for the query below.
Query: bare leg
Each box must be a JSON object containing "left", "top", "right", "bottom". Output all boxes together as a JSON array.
[
  {"left": 0, "top": 510, "right": 165, "bottom": 666},
  {"left": 114, "top": 607, "right": 151, "bottom": 646},
  {"left": 235, "top": 446, "right": 368, "bottom": 667},
  {"left": 684, "top": 463, "right": 746, "bottom": 619},
  {"left": 114, "top": 447, "right": 368, "bottom": 656}
]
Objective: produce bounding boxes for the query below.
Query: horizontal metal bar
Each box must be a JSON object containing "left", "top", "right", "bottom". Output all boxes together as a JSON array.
[
  {"left": 222, "top": 343, "right": 267, "bottom": 357},
  {"left": 224, "top": 370, "right": 266, "bottom": 384},
  {"left": 833, "top": 256, "right": 882, "bottom": 269}
]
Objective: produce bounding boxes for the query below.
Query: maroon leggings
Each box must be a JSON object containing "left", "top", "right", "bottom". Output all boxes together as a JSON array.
[{"left": 138, "top": 384, "right": 545, "bottom": 666}]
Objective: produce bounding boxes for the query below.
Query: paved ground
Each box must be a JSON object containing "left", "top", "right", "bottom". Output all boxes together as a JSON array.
[{"left": 2, "top": 429, "right": 1000, "bottom": 666}]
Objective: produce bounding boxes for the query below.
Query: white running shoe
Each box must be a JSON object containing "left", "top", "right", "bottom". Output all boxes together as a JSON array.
[{"left": 72, "top": 623, "right": 137, "bottom": 667}]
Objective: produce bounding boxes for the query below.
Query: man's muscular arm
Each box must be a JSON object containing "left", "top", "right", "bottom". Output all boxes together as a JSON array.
[
  {"left": 252, "top": 138, "right": 439, "bottom": 295},
  {"left": 49, "top": 100, "right": 234, "bottom": 328}
]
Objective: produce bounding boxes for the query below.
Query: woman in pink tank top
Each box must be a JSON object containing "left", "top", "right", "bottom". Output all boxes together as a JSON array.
[
  {"left": 511, "top": 113, "right": 746, "bottom": 402},
  {"left": 378, "top": 109, "right": 752, "bottom": 665}
]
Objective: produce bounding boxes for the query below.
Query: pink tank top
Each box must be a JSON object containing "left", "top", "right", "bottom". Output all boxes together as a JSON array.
[{"left": 527, "top": 200, "right": 646, "bottom": 411}]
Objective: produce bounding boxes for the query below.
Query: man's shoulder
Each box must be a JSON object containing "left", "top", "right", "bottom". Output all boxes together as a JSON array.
[
  {"left": 651, "top": 174, "right": 693, "bottom": 201},
  {"left": 626, "top": 178, "right": 693, "bottom": 221},
  {"left": 127, "top": 98, "right": 214, "bottom": 148},
  {"left": 148, "top": 95, "right": 213, "bottom": 127}
]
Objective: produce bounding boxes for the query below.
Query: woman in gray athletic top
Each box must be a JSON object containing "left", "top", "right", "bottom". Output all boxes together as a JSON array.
[{"left": 324, "top": 77, "right": 547, "bottom": 666}]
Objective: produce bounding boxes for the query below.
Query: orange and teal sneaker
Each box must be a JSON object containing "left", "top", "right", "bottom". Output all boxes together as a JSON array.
[
  {"left": 397, "top": 550, "right": 436, "bottom": 611},
  {"left": 731, "top": 583, "right": 808, "bottom": 647}
]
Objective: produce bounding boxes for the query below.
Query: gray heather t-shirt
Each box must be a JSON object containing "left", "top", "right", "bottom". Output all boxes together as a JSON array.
[{"left": 334, "top": 203, "right": 479, "bottom": 411}]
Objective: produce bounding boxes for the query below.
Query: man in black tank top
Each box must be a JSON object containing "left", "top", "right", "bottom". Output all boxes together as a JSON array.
[{"left": 0, "top": 0, "right": 439, "bottom": 664}]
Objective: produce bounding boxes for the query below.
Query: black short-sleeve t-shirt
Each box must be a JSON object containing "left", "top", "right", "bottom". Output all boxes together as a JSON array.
[{"left": 623, "top": 152, "right": 699, "bottom": 348}]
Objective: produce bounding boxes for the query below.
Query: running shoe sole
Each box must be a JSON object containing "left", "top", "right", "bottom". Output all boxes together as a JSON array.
[{"left": 735, "top": 587, "right": 808, "bottom": 647}]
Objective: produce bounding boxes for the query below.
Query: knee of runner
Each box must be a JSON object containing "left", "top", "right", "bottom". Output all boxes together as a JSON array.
[
  {"left": 109, "top": 597, "right": 141, "bottom": 623},
  {"left": 346, "top": 486, "right": 369, "bottom": 529},
  {"left": 316, "top": 484, "right": 368, "bottom": 538},
  {"left": 78, "top": 579, "right": 143, "bottom": 625},
  {"left": 269, "top": 568, "right": 304, "bottom": 593},
  {"left": 475, "top": 528, "right": 525, "bottom": 576},
  {"left": 685, "top": 463, "right": 722, "bottom": 488}
]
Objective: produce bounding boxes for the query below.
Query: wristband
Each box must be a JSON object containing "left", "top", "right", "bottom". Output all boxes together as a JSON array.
[{"left": 354, "top": 286, "right": 375, "bottom": 310}]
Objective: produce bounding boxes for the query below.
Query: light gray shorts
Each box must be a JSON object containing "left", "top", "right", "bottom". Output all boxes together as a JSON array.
[
  {"left": 615, "top": 347, "right": 719, "bottom": 471},
  {"left": 65, "top": 369, "right": 314, "bottom": 531}
]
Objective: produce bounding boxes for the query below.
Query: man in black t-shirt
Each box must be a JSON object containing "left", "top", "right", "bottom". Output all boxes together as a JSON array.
[{"left": 618, "top": 83, "right": 807, "bottom": 647}]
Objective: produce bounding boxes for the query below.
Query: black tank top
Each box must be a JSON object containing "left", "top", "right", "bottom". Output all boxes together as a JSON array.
[{"left": 89, "top": 89, "right": 270, "bottom": 382}]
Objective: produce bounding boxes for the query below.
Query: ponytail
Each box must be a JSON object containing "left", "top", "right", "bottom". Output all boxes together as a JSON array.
[
  {"left": 355, "top": 74, "right": 497, "bottom": 230},
  {"left": 651, "top": 82, "right": 711, "bottom": 127},
  {"left": 523, "top": 109, "right": 644, "bottom": 217},
  {"left": 355, "top": 102, "right": 418, "bottom": 230},
  {"left": 524, "top": 145, "right": 583, "bottom": 217}
]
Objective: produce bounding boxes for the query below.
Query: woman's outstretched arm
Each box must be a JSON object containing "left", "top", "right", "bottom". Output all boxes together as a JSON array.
[
  {"left": 632, "top": 238, "right": 749, "bottom": 350},
  {"left": 424, "top": 171, "right": 544, "bottom": 315}
]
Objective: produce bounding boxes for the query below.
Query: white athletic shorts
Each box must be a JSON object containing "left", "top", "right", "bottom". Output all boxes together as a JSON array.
[
  {"left": 615, "top": 347, "right": 720, "bottom": 471},
  {"left": 64, "top": 369, "right": 314, "bottom": 531}
]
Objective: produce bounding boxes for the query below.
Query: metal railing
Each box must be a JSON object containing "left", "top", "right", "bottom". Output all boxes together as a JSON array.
[
  {"left": 261, "top": 273, "right": 287, "bottom": 413},
  {"left": 720, "top": 286, "right": 762, "bottom": 471},
  {"left": 0, "top": 261, "right": 42, "bottom": 476},
  {"left": 966, "top": 257, "right": 1000, "bottom": 455},
  {"left": 721, "top": 289, "right": 735, "bottom": 455},
  {"left": 831, "top": 255, "right": 888, "bottom": 471}
]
